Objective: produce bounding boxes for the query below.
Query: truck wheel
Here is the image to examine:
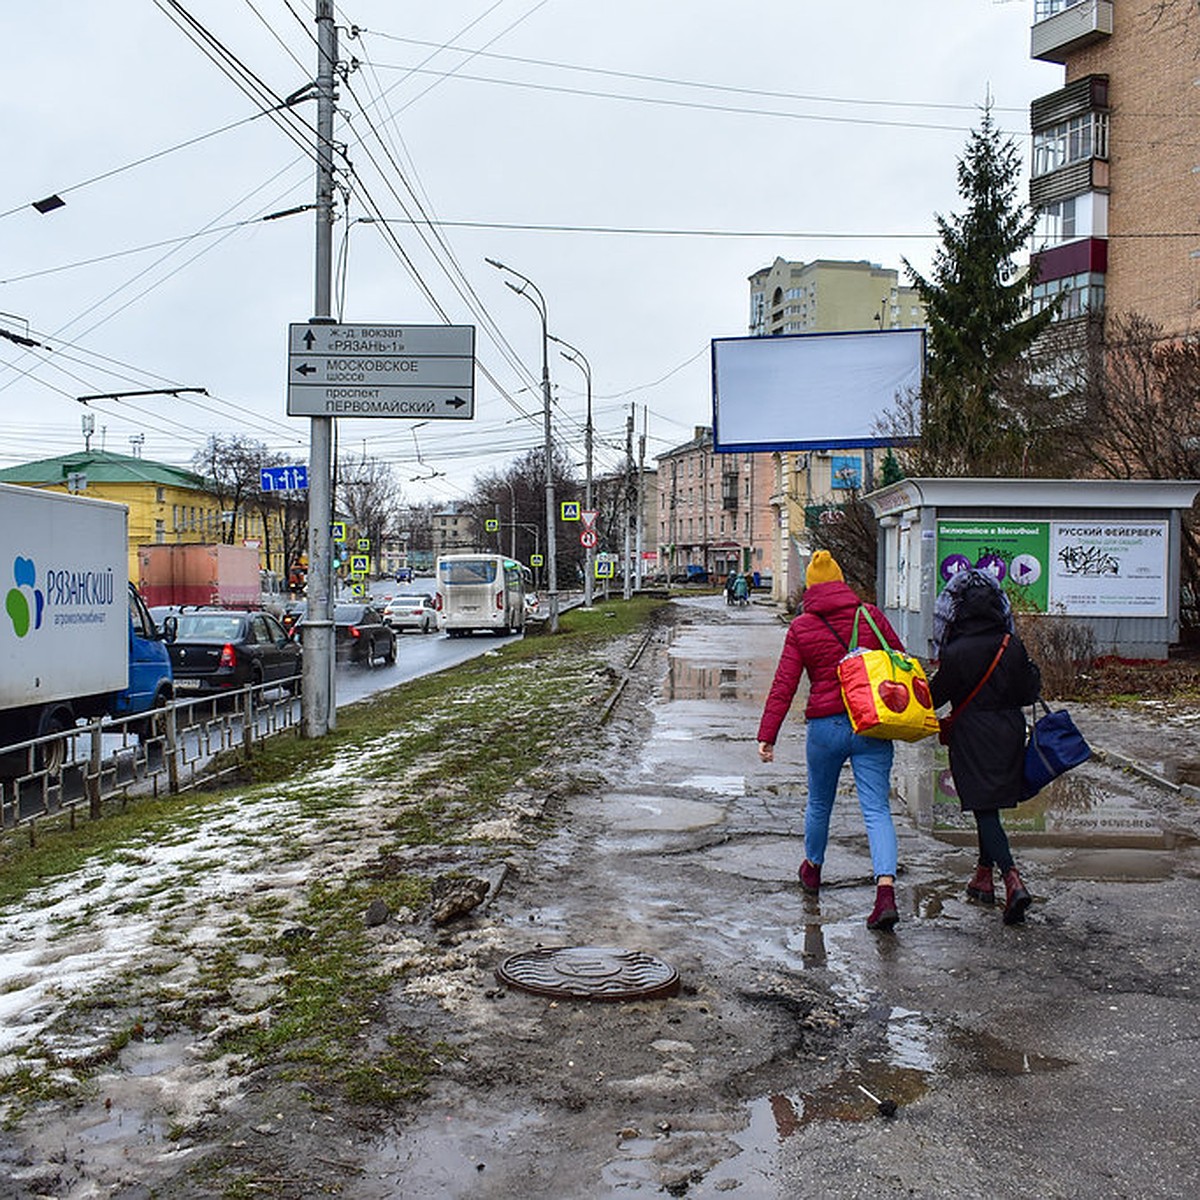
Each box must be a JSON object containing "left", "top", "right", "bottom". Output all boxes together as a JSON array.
[{"left": 36, "top": 714, "right": 70, "bottom": 776}]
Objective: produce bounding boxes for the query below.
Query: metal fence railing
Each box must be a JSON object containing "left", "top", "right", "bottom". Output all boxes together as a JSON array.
[{"left": 1, "top": 683, "right": 302, "bottom": 835}]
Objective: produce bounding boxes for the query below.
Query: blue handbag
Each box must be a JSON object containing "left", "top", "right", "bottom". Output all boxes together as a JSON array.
[{"left": 1020, "top": 699, "right": 1092, "bottom": 801}]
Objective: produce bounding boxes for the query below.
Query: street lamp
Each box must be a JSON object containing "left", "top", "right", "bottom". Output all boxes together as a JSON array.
[
  {"left": 486, "top": 257, "right": 559, "bottom": 632},
  {"left": 547, "top": 333, "right": 594, "bottom": 608}
]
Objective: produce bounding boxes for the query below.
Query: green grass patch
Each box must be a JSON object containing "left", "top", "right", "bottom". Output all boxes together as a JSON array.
[{"left": 0, "top": 595, "right": 666, "bottom": 1120}]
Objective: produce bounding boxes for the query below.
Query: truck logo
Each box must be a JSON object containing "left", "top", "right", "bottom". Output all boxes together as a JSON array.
[{"left": 6, "top": 555, "right": 45, "bottom": 637}]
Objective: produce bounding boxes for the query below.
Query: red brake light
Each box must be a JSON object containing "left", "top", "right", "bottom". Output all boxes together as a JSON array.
[
  {"left": 348, "top": 625, "right": 361, "bottom": 639},
  {"left": 496, "top": 591, "right": 504, "bottom": 610},
  {"left": 218, "top": 643, "right": 236, "bottom": 668},
  {"left": 435, "top": 592, "right": 443, "bottom": 611}
]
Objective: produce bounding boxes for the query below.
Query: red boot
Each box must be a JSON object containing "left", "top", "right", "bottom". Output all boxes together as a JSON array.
[
  {"left": 867, "top": 883, "right": 899, "bottom": 931},
  {"left": 798, "top": 859, "right": 821, "bottom": 895},
  {"left": 1002, "top": 868, "right": 1032, "bottom": 925},
  {"left": 966, "top": 863, "right": 995, "bottom": 906}
]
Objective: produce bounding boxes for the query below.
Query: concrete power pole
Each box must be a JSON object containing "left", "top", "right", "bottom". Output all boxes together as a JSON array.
[
  {"left": 635, "top": 405, "right": 647, "bottom": 590},
  {"left": 623, "top": 406, "right": 634, "bottom": 601},
  {"left": 301, "top": 0, "right": 337, "bottom": 738}
]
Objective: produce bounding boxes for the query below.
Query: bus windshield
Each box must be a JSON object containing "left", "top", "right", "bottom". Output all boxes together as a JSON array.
[{"left": 440, "top": 559, "right": 498, "bottom": 585}]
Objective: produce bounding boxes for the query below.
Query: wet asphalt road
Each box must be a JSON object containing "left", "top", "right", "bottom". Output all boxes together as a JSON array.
[{"left": 379, "top": 593, "right": 1200, "bottom": 1199}]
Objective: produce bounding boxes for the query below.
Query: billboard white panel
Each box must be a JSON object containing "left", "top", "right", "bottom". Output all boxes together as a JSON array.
[{"left": 711, "top": 328, "right": 925, "bottom": 452}]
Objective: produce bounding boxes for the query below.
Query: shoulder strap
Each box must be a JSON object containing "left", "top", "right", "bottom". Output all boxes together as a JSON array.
[
  {"left": 850, "top": 604, "right": 891, "bottom": 651},
  {"left": 943, "top": 633, "right": 1010, "bottom": 732}
]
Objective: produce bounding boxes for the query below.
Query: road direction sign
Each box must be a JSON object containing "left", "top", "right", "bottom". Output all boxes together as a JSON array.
[
  {"left": 580, "top": 529, "right": 598, "bottom": 549},
  {"left": 260, "top": 464, "right": 308, "bottom": 491},
  {"left": 287, "top": 322, "right": 475, "bottom": 419}
]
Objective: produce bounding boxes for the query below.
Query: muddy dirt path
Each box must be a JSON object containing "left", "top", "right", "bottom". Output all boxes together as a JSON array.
[{"left": 5, "top": 596, "right": 1200, "bottom": 1199}]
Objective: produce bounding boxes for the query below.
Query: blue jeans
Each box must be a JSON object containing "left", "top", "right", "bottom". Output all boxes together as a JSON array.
[{"left": 804, "top": 713, "right": 898, "bottom": 879}]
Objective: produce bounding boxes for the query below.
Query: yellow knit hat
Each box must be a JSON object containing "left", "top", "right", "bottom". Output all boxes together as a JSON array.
[{"left": 806, "top": 550, "right": 844, "bottom": 587}]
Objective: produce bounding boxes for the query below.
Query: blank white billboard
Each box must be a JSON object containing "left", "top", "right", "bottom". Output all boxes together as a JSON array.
[{"left": 711, "top": 328, "right": 925, "bottom": 452}]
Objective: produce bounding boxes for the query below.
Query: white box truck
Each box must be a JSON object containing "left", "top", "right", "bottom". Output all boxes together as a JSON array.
[{"left": 0, "top": 483, "right": 174, "bottom": 765}]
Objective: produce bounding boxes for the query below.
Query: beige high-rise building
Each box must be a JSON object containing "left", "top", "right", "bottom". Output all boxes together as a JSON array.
[
  {"left": 748, "top": 257, "right": 925, "bottom": 338},
  {"left": 1028, "top": 1, "right": 1200, "bottom": 337}
]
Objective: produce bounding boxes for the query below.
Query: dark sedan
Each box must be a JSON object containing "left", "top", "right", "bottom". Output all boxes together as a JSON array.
[
  {"left": 295, "top": 603, "right": 397, "bottom": 666},
  {"left": 168, "top": 609, "right": 302, "bottom": 694}
]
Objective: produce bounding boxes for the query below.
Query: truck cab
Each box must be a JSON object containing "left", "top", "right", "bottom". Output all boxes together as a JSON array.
[{"left": 108, "top": 583, "right": 174, "bottom": 718}]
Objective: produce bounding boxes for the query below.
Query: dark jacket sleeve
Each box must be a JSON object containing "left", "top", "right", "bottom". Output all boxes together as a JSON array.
[{"left": 757, "top": 622, "right": 806, "bottom": 745}]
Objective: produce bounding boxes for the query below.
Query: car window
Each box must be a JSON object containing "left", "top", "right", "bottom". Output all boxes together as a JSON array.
[
  {"left": 264, "top": 614, "right": 287, "bottom": 641},
  {"left": 178, "top": 615, "right": 244, "bottom": 641},
  {"left": 250, "top": 615, "right": 273, "bottom": 644}
]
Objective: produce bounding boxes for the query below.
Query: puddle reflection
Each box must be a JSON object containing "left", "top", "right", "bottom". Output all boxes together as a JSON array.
[{"left": 895, "top": 742, "right": 1196, "bottom": 853}]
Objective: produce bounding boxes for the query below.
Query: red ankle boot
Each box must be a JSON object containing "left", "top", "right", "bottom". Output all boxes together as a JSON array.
[
  {"left": 966, "top": 863, "right": 995, "bottom": 906},
  {"left": 867, "top": 883, "right": 899, "bottom": 931},
  {"left": 798, "top": 859, "right": 821, "bottom": 895},
  {"left": 1002, "top": 868, "right": 1032, "bottom": 925}
]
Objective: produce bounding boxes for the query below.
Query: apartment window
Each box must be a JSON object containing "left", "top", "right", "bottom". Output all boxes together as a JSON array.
[
  {"left": 1035, "top": 0, "right": 1086, "bottom": 18},
  {"left": 1033, "top": 113, "right": 1108, "bottom": 177},
  {"left": 1036, "top": 197, "right": 1078, "bottom": 245},
  {"left": 155, "top": 519, "right": 165, "bottom": 542},
  {"left": 155, "top": 486, "right": 165, "bottom": 503},
  {"left": 1032, "top": 272, "right": 1106, "bottom": 320}
]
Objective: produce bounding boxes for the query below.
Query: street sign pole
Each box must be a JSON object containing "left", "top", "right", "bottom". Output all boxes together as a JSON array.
[{"left": 303, "top": 2, "right": 337, "bottom": 739}]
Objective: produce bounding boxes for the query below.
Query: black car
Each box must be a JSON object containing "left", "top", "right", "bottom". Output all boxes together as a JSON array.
[
  {"left": 296, "top": 603, "right": 397, "bottom": 666},
  {"left": 168, "top": 609, "right": 302, "bottom": 694}
]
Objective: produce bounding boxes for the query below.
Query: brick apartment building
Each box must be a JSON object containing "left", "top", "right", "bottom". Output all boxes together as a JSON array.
[{"left": 1029, "top": 0, "right": 1200, "bottom": 337}]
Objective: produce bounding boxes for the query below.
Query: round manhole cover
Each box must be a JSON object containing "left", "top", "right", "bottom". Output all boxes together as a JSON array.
[{"left": 495, "top": 946, "right": 681, "bottom": 1002}]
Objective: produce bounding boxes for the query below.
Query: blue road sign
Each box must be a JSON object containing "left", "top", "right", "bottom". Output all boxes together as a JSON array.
[{"left": 260, "top": 464, "right": 309, "bottom": 492}]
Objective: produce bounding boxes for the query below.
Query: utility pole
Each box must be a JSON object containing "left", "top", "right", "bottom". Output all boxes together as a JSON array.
[
  {"left": 623, "top": 406, "right": 634, "bottom": 601},
  {"left": 547, "top": 334, "right": 593, "bottom": 608},
  {"left": 302, "top": 0, "right": 336, "bottom": 737},
  {"left": 486, "top": 259, "right": 558, "bottom": 632},
  {"left": 635, "top": 405, "right": 647, "bottom": 590}
]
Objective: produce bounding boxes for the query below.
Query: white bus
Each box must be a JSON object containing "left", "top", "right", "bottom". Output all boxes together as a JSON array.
[{"left": 435, "top": 553, "right": 529, "bottom": 637}]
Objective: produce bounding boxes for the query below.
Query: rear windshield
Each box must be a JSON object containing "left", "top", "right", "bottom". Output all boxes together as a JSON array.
[
  {"left": 391, "top": 595, "right": 425, "bottom": 604},
  {"left": 440, "top": 560, "right": 497, "bottom": 585},
  {"left": 176, "top": 614, "right": 245, "bottom": 641}
]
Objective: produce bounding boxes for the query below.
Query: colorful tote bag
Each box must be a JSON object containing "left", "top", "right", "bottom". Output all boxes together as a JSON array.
[{"left": 836, "top": 607, "right": 940, "bottom": 742}]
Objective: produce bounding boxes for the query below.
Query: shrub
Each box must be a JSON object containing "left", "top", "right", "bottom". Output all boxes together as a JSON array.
[{"left": 1015, "top": 612, "right": 1096, "bottom": 700}]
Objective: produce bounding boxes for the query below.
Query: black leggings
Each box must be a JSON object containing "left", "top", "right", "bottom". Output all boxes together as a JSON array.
[{"left": 973, "top": 809, "right": 1014, "bottom": 873}]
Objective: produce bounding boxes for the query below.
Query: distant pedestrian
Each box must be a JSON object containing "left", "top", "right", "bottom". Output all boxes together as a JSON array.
[
  {"left": 756, "top": 550, "right": 906, "bottom": 931},
  {"left": 725, "top": 570, "right": 738, "bottom": 606},
  {"left": 929, "top": 568, "right": 1042, "bottom": 924},
  {"left": 732, "top": 572, "right": 749, "bottom": 606}
]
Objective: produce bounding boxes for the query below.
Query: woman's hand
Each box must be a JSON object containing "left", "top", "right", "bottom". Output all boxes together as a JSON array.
[{"left": 758, "top": 741, "right": 774, "bottom": 762}]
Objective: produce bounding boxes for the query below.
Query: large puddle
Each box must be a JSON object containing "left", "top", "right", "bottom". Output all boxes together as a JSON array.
[{"left": 894, "top": 742, "right": 1197, "bottom": 858}]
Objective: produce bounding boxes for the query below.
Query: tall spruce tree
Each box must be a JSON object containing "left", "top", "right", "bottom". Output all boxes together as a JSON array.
[{"left": 902, "top": 106, "right": 1056, "bottom": 475}]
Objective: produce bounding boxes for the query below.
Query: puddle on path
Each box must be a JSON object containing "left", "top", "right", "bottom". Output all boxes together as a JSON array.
[
  {"left": 896, "top": 743, "right": 1197, "bottom": 858},
  {"left": 598, "top": 792, "right": 727, "bottom": 833}
]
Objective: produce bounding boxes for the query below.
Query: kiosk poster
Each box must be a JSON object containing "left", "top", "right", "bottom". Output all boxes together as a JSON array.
[
  {"left": 935, "top": 520, "right": 1050, "bottom": 611},
  {"left": 1049, "top": 520, "right": 1168, "bottom": 616}
]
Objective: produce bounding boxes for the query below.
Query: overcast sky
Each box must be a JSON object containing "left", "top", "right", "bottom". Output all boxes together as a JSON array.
[{"left": 0, "top": 1, "right": 1061, "bottom": 505}]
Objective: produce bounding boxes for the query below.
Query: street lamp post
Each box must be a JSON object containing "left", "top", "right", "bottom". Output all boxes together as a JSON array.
[
  {"left": 548, "top": 333, "right": 593, "bottom": 609},
  {"left": 486, "top": 258, "right": 558, "bottom": 632}
]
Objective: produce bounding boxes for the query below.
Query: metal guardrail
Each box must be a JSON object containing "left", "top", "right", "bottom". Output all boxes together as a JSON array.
[{"left": 1, "top": 683, "right": 302, "bottom": 835}]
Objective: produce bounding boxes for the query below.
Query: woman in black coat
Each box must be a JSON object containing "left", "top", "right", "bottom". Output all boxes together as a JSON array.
[{"left": 930, "top": 570, "right": 1042, "bottom": 924}]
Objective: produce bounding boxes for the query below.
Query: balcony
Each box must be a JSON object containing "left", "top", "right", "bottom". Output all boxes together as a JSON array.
[{"left": 1032, "top": 0, "right": 1113, "bottom": 64}]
